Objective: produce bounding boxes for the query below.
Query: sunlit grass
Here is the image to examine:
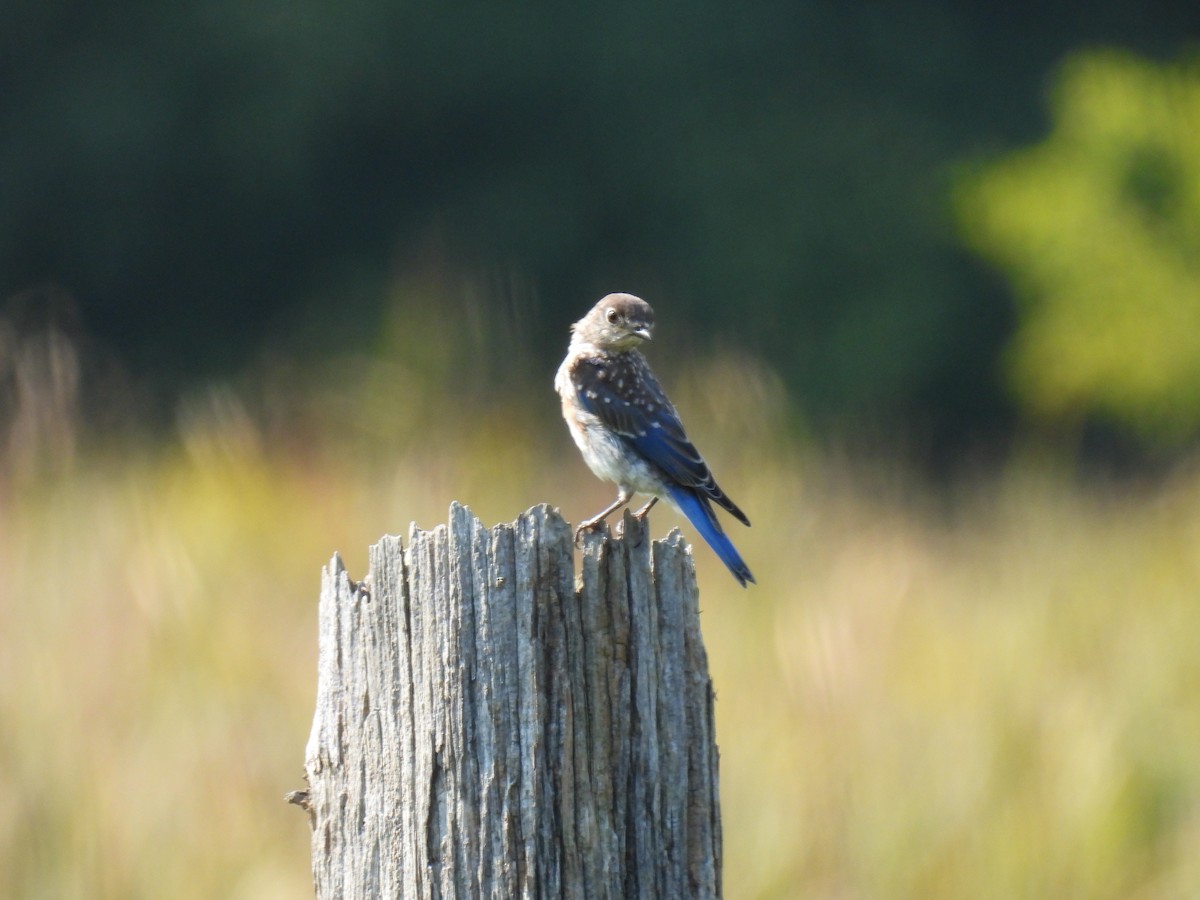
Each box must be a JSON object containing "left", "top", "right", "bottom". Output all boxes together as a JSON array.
[
  {"left": 2, "top": 357, "right": 1199, "bottom": 898},
  {"left": 712, "top": 461, "right": 1200, "bottom": 899}
]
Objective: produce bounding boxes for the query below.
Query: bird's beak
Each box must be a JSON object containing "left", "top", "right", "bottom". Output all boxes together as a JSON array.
[{"left": 633, "top": 327, "right": 652, "bottom": 342}]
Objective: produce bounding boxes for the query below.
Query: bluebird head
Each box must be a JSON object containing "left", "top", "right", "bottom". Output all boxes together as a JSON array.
[{"left": 571, "top": 293, "right": 655, "bottom": 351}]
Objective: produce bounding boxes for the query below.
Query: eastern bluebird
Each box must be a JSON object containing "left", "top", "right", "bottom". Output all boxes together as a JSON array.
[{"left": 555, "top": 293, "right": 754, "bottom": 586}]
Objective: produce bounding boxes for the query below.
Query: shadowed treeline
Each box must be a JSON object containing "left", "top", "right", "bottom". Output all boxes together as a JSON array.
[{"left": 5, "top": 2, "right": 1200, "bottom": 446}]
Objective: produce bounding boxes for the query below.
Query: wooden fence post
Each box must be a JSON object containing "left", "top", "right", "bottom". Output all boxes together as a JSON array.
[{"left": 289, "top": 502, "right": 722, "bottom": 899}]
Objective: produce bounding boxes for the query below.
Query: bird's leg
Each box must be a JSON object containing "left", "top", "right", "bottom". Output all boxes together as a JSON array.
[
  {"left": 575, "top": 487, "right": 634, "bottom": 543},
  {"left": 616, "top": 496, "right": 658, "bottom": 537},
  {"left": 632, "top": 496, "right": 658, "bottom": 520}
]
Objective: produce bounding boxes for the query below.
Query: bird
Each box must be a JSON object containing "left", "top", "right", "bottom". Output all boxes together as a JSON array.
[{"left": 555, "top": 292, "right": 754, "bottom": 586}]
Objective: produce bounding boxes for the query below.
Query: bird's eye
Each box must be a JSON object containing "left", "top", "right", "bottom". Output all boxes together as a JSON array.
[{"left": 605, "top": 308, "right": 619, "bottom": 324}]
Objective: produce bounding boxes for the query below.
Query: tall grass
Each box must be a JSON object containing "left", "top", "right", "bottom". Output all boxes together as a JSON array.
[{"left": 2, "top": 354, "right": 1198, "bottom": 898}]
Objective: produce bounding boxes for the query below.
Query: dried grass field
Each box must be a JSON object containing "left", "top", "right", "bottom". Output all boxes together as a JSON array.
[{"left": 3, "top": 360, "right": 1199, "bottom": 898}]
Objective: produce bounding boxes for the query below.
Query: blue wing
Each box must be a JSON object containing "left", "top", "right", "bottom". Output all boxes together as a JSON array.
[{"left": 573, "top": 353, "right": 750, "bottom": 527}]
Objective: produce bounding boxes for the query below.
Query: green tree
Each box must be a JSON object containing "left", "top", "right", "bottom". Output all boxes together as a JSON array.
[{"left": 957, "top": 49, "right": 1200, "bottom": 443}]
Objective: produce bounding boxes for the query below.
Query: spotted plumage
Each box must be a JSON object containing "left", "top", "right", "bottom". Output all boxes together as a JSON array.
[{"left": 555, "top": 292, "right": 754, "bottom": 586}]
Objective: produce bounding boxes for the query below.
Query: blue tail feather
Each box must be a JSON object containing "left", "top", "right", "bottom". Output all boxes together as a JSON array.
[{"left": 666, "top": 484, "right": 754, "bottom": 587}]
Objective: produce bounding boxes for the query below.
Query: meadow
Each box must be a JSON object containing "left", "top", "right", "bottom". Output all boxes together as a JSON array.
[{"left": 3, "top": 351, "right": 1199, "bottom": 899}]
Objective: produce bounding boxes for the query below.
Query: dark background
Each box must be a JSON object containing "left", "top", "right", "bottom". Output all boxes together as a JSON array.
[{"left": 5, "top": 1, "right": 1199, "bottom": 450}]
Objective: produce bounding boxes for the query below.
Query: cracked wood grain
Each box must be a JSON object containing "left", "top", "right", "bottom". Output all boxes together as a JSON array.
[{"left": 298, "top": 503, "right": 721, "bottom": 899}]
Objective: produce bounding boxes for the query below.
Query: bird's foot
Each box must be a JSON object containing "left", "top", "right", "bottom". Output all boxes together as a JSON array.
[
  {"left": 575, "top": 491, "right": 634, "bottom": 544},
  {"left": 574, "top": 518, "right": 603, "bottom": 544},
  {"left": 632, "top": 497, "right": 658, "bottom": 521}
]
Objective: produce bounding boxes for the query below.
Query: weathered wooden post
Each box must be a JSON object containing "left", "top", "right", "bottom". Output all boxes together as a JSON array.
[{"left": 289, "top": 502, "right": 722, "bottom": 898}]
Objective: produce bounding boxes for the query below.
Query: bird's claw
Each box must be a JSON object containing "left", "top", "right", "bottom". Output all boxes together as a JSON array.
[
  {"left": 574, "top": 520, "right": 601, "bottom": 545},
  {"left": 632, "top": 497, "right": 658, "bottom": 521}
]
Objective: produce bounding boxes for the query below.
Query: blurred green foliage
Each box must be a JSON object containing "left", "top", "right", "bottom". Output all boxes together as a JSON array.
[
  {"left": 4, "top": 3, "right": 1200, "bottom": 442},
  {"left": 958, "top": 49, "right": 1200, "bottom": 444}
]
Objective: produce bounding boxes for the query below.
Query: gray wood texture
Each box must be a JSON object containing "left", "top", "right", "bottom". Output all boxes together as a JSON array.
[{"left": 298, "top": 503, "right": 722, "bottom": 899}]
